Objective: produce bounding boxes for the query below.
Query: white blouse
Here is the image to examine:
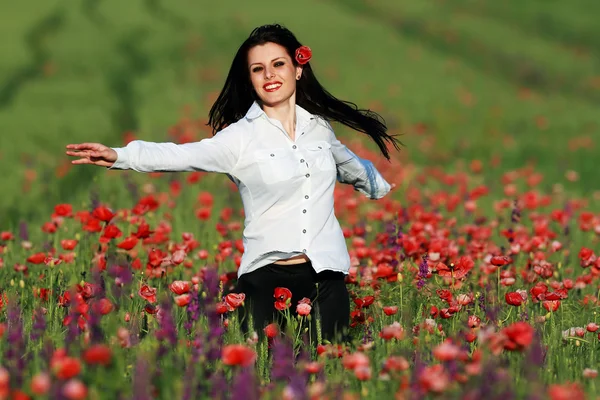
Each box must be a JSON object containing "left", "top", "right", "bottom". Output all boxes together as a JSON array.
[{"left": 109, "top": 101, "right": 391, "bottom": 277}]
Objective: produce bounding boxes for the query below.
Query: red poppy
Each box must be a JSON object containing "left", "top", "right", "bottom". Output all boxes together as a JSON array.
[
  {"left": 169, "top": 281, "right": 191, "bottom": 295},
  {"left": 138, "top": 284, "right": 157, "bottom": 303},
  {"left": 383, "top": 306, "right": 398, "bottom": 316},
  {"left": 60, "top": 239, "right": 78, "bottom": 251},
  {"left": 502, "top": 321, "right": 534, "bottom": 351},
  {"left": 92, "top": 298, "right": 114, "bottom": 315},
  {"left": 353, "top": 295, "right": 375, "bottom": 308},
  {"left": 92, "top": 206, "right": 114, "bottom": 222},
  {"left": 436, "top": 256, "right": 474, "bottom": 279},
  {"left": 174, "top": 294, "right": 191, "bottom": 307},
  {"left": 505, "top": 292, "right": 524, "bottom": 306},
  {"left": 295, "top": 45, "right": 312, "bottom": 65},
  {"left": 216, "top": 302, "right": 230, "bottom": 314},
  {"left": 274, "top": 287, "right": 292, "bottom": 310},
  {"left": 264, "top": 323, "right": 279, "bottom": 338},
  {"left": 54, "top": 204, "right": 73, "bottom": 217},
  {"left": 0, "top": 231, "right": 14, "bottom": 241},
  {"left": 116, "top": 236, "right": 138, "bottom": 250},
  {"left": 133, "top": 222, "right": 153, "bottom": 239},
  {"left": 53, "top": 356, "right": 81, "bottom": 379},
  {"left": 490, "top": 255, "right": 512, "bottom": 266},
  {"left": 82, "top": 344, "right": 112, "bottom": 366},
  {"left": 225, "top": 293, "right": 245, "bottom": 309},
  {"left": 221, "top": 344, "right": 257, "bottom": 367},
  {"left": 27, "top": 253, "right": 47, "bottom": 264},
  {"left": 101, "top": 225, "right": 122, "bottom": 240}
]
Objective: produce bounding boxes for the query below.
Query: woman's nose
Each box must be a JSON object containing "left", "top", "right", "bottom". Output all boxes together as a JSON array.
[{"left": 264, "top": 68, "right": 274, "bottom": 80}]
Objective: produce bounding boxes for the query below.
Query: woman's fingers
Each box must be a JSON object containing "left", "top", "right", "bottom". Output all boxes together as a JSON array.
[
  {"left": 65, "top": 143, "right": 106, "bottom": 151},
  {"left": 65, "top": 143, "right": 116, "bottom": 166}
]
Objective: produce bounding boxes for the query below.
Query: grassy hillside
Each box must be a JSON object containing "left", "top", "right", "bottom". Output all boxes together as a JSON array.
[{"left": 0, "top": 0, "right": 599, "bottom": 228}]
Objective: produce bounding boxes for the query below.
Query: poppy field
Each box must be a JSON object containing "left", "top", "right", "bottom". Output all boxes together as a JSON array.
[{"left": 1, "top": 0, "right": 599, "bottom": 399}]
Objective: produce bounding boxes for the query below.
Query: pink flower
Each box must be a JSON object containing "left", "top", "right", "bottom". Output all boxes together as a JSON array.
[{"left": 296, "top": 302, "right": 311, "bottom": 316}]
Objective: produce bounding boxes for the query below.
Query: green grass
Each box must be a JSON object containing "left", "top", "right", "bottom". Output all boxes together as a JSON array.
[{"left": 0, "top": 0, "right": 599, "bottom": 227}]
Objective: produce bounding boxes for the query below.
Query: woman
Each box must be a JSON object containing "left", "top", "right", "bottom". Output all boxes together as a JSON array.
[{"left": 66, "top": 24, "right": 401, "bottom": 344}]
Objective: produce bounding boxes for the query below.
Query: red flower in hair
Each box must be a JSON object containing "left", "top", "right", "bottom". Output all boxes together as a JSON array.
[{"left": 295, "top": 46, "right": 312, "bottom": 65}]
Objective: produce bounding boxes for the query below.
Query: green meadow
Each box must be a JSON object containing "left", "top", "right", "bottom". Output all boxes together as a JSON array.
[
  {"left": 1, "top": 0, "right": 599, "bottom": 228},
  {"left": 0, "top": 1, "right": 600, "bottom": 398}
]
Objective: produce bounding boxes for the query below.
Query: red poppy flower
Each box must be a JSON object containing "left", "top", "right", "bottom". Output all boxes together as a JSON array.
[
  {"left": 505, "top": 292, "right": 524, "bottom": 306},
  {"left": 502, "top": 321, "right": 534, "bottom": 351},
  {"left": 116, "top": 236, "right": 138, "bottom": 250},
  {"left": 225, "top": 293, "right": 245, "bottom": 309},
  {"left": 174, "top": 294, "right": 191, "bottom": 307},
  {"left": 27, "top": 253, "right": 47, "bottom": 264},
  {"left": 490, "top": 255, "right": 512, "bottom": 266},
  {"left": 53, "top": 356, "right": 81, "bottom": 379},
  {"left": 54, "top": 204, "right": 73, "bottom": 217},
  {"left": 92, "top": 206, "right": 114, "bottom": 222},
  {"left": 295, "top": 45, "right": 312, "bottom": 65},
  {"left": 138, "top": 284, "right": 157, "bottom": 303},
  {"left": 274, "top": 287, "right": 292, "bottom": 310},
  {"left": 436, "top": 256, "right": 474, "bottom": 279},
  {"left": 221, "top": 344, "right": 257, "bottom": 367},
  {"left": 383, "top": 306, "right": 398, "bottom": 316},
  {"left": 354, "top": 295, "right": 375, "bottom": 308},
  {"left": 169, "top": 281, "right": 191, "bottom": 295},
  {"left": 133, "top": 222, "right": 153, "bottom": 239},
  {"left": 264, "top": 323, "right": 279, "bottom": 338},
  {"left": 82, "top": 344, "right": 112, "bottom": 366},
  {"left": 92, "top": 298, "right": 114, "bottom": 315},
  {"left": 60, "top": 239, "right": 78, "bottom": 251}
]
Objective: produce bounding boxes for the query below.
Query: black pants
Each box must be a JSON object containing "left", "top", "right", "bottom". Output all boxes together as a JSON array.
[{"left": 233, "top": 261, "right": 350, "bottom": 344}]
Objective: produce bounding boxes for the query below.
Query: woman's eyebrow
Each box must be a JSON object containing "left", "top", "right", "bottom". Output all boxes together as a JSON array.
[{"left": 249, "top": 57, "right": 285, "bottom": 67}]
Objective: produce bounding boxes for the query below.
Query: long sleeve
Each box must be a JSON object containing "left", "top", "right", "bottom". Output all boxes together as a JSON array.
[
  {"left": 108, "top": 125, "right": 242, "bottom": 174},
  {"left": 327, "top": 124, "right": 391, "bottom": 200}
]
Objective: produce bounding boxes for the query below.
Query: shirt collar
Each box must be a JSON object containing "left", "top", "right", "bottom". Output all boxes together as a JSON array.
[{"left": 245, "top": 101, "right": 315, "bottom": 125}]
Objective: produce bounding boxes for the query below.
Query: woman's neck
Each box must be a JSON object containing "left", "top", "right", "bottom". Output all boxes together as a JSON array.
[{"left": 262, "top": 96, "right": 297, "bottom": 140}]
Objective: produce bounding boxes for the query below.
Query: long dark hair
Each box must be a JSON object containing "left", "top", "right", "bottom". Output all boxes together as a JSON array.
[{"left": 207, "top": 24, "right": 402, "bottom": 160}]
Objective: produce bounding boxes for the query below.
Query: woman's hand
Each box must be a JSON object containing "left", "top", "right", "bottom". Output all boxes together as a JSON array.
[{"left": 65, "top": 143, "right": 118, "bottom": 167}]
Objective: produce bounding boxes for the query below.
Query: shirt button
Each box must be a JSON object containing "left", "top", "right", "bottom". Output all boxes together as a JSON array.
[
  {"left": 292, "top": 145, "right": 297, "bottom": 149},
  {"left": 302, "top": 209, "right": 307, "bottom": 213},
  {"left": 300, "top": 159, "right": 305, "bottom": 163},
  {"left": 270, "top": 153, "right": 275, "bottom": 157},
  {"left": 304, "top": 195, "right": 309, "bottom": 199},
  {"left": 302, "top": 229, "right": 306, "bottom": 233},
  {"left": 305, "top": 173, "right": 310, "bottom": 178},
  {"left": 302, "top": 249, "right": 307, "bottom": 252}
]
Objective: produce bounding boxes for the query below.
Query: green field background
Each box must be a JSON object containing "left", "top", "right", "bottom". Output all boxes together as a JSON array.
[{"left": 1, "top": 0, "right": 599, "bottom": 228}]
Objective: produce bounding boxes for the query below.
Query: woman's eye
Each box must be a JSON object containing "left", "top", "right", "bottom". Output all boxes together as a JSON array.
[
  {"left": 252, "top": 67, "right": 263, "bottom": 73},
  {"left": 274, "top": 61, "right": 284, "bottom": 67}
]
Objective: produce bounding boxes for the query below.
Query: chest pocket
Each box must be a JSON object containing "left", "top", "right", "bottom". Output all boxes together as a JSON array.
[
  {"left": 306, "top": 141, "right": 336, "bottom": 172},
  {"left": 253, "top": 148, "right": 297, "bottom": 185}
]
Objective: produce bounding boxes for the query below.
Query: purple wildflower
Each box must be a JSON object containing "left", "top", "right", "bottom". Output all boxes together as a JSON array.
[
  {"left": 155, "top": 296, "right": 178, "bottom": 350},
  {"left": 19, "top": 220, "right": 29, "bottom": 241},
  {"left": 511, "top": 199, "right": 521, "bottom": 223},
  {"left": 132, "top": 353, "right": 153, "bottom": 400},
  {"left": 184, "top": 287, "right": 200, "bottom": 335},
  {"left": 416, "top": 254, "right": 429, "bottom": 289},
  {"left": 4, "top": 302, "right": 28, "bottom": 387},
  {"left": 30, "top": 307, "right": 47, "bottom": 342},
  {"left": 229, "top": 368, "right": 260, "bottom": 400}
]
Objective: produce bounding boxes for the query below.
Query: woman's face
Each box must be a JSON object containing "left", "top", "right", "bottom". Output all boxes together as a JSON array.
[{"left": 248, "top": 42, "right": 302, "bottom": 107}]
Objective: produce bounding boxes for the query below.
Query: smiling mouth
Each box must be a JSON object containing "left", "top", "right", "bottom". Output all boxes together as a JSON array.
[{"left": 263, "top": 82, "right": 282, "bottom": 92}]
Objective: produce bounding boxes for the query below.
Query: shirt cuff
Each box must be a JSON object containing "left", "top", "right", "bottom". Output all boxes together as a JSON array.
[{"left": 107, "top": 148, "right": 129, "bottom": 170}]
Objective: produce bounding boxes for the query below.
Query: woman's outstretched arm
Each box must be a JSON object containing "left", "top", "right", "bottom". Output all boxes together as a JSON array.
[
  {"left": 325, "top": 123, "right": 392, "bottom": 200},
  {"left": 66, "top": 125, "right": 242, "bottom": 174}
]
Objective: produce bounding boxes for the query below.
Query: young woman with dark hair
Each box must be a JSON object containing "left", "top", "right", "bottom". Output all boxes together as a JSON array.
[{"left": 66, "top": 23, "right": 401, "bottom": 344}]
